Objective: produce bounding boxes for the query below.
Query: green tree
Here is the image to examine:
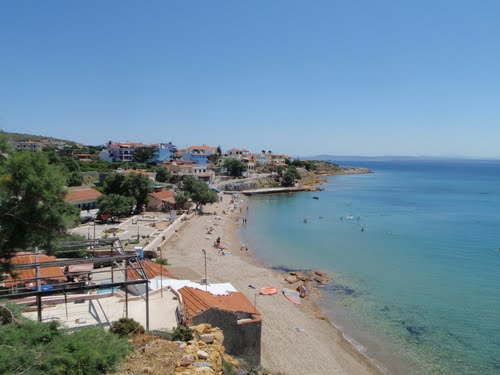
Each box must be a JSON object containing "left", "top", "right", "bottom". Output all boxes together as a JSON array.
[
  {"left": 103, "top": 172, "right": 126, "bottom": 195},
  {"left": 42, "top": 146, "right": 61, "bottom": 165},
  {"left": 104, "top": 172, "right": 150, "bottom": 213},
  {"left": 174, "top": 191, "right": 190, "bottom": 210},
  {"left": 181, "top": 176, "right": 217, "bottom": 212},
  {"left": 282, "top": 166, "right": 301, "bottom": 187},
  {"left": 223, "top": 158, "right": 244, "bottom": 177},
  {"left": 60, "top": 156, "right": 80, "bottom": 172},
  {"left": 132, "top": 147, "right": 155, "bottom": 163},
  {"left": 0, "top": 131, "right": 11, "bottom": 154},
  {"left": 97, "top": 194, "right": 136, "bottom": 218},
  {"left": 0, "top": 152, "right": 80, "bottom": 263},
  {"left": 155, "top": 167, "right": 172, "bottom": 183},
  {"left": 0, "top": 131, "right": 12, "bottom": 173},
  {"left": 67, "top": 171, "right": 84, "bottom": 187},
  {"left": 121, "top": 173, "right": 150, "bottom": 212}
]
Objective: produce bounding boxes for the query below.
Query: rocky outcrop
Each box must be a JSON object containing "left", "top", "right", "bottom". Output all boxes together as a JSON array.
[
  {"left": 339, "top": 167, "right": 372, "bottom": 175},
  {"left": 175, "top": 324, "right": 239, "bottom": 375},
  {"left": 284, "top": 270, "right": 331, "bottom": 286},
  {"left": 221, "top": 177, "right": 279, "bottom": 192}
]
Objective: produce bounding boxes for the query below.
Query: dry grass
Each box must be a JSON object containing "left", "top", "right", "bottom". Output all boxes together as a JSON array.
[{"left": 110, "top": 334, "right": 182, "bottom": 375}]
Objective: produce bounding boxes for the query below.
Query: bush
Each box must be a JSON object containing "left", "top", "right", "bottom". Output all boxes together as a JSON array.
[
  {"left": 0, "top": 310, "right": 129, "bottom": 375},
  {"left": 170, "top": 325, "right": 193, "bottom": 342},
  {"left": 109, "top": 318, "right": 145, "bottom": 337},
  {"left": 223, "top": 360, "right": 237, "bottom": 375},
  {"left": 155, "top": 258, "right": 169, "bottom": 266},
  {"left": 149, "top": 329, "right": 173, "bottom": 340}
]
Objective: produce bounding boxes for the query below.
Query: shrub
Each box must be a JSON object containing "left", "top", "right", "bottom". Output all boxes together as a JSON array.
[
  {"left": 0, "top": 310, "right": 129, "bottom": 375},
  {"left": 109, "top": 318, "right": 145, "bottom": 337},
  {"left": 170, "top": 325, "right": 193, "bottom": 342},
  {"left": 223, "top": 360, "right": 237, "bottom": 375},
  {"left": 155, "top": 258, "right": 169, "bottom": 266},
  {"left": 149, "top": 329, "right": 173, "bottom": 340}
]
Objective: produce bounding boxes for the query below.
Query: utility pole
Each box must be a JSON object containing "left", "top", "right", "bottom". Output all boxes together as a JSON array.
[
  {"left": 202, "top": 249, "right": 207, "bottom": 291},
  {"left": 35, "top": 246, "right": 42, "bottom": 321},
  {"left": 160, "top": 247, "right": 163, "bottom": 297}
]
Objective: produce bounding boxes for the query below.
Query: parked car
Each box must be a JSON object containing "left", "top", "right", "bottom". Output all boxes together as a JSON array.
[{"left": 81, "top": 216, "right": 93, "bottom": 224}]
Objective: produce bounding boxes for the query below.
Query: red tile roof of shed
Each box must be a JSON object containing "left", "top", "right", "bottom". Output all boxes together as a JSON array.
[
  {"left": 149, "top": 191, "right": 176, "bottom": 203},
  {"left": 179, "top": 286, "right": 261, "bottom": 323}
]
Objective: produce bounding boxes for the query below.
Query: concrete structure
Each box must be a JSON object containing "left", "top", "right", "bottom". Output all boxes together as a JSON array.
[
  {"left": 106, "top": 142, "right": 152, "bottom": 162},
  {"left": 162, "top": 160, "right": 213, "bottom": 182},
  {"left": 181, "top": 145, "right": 217, "bottom": 166},
  {"left": 249, "top": 153, "right": 270, "bottom": 166},
  {"left": 99, "top": 149, "right": 113, "bottom": 162},
  {"left": 65, "top": 187, "right": 102, "bottom": 211},
  {"left": 152, "top": 142, "right": 177, "bottom": 163},
  {"left": 178, "top": 286, "right": 262, "bottom": 367},
  {"left": 225, "top": 148, "right": 250, "bottom": 159},
  {"left": 22, "top": 291, "right": 179, "bottom": 331},
  {"left": 14, "top": 140, "right": 43, "bottom": 152}
]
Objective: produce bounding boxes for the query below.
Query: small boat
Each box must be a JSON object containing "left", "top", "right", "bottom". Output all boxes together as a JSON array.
[
  {"left": 312, "top": 196, "right": 319, "bottom": 200},
  {"left": 283, "top": 288, "right": 301, "bottom": 305},
  {"left": 259, "top": 287, "right": 278, "bottom": 295}
]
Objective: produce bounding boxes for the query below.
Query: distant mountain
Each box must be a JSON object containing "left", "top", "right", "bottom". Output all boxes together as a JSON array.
[
  {"left": 1, "top": 131, "right": 83, "bottom": 147},
  {"left": 299, "top": 155, "right": 500, "bottom": 162}
]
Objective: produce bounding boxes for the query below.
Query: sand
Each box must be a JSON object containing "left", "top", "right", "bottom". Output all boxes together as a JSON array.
[{"left": 161, "top": 195, "right": 386, "bottom": 375}]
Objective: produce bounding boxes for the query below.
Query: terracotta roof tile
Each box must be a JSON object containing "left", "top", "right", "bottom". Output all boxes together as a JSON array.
[
  {"left": 65, "top": 188, "right": 102, "bottom": 203},
  {"left": 127, "top": 259, "right": 175, "bottom": 281},
  {"left": 179, "top": 286, "right": 261, "bottom": 324},
  {"left": 149, "top": 191, "right": 176, "bottom": 202},
  {"left": 186, "top": 145, "right": 217, "bottom": 151},
  {"left": 2, "top": 253, "right": 66, "bottom": 288}
]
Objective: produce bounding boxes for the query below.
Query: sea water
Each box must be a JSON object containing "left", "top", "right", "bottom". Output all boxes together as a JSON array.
[{"left": 240, "top": 159, "right": 500, "bottom": 375}]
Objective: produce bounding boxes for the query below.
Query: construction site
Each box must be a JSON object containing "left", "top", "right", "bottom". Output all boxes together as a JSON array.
[{"left": 0, "top": 238, "right": 179, "bottom": 331}]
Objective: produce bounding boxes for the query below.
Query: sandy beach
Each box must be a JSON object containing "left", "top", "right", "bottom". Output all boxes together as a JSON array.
[{"left": 161, "top": 194, "right": 386, "bottom": 375}]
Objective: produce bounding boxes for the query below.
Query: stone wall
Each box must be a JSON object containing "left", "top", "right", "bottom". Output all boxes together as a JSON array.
[
  {"left": 175, "top": 324, "right": 240, "bottom": 375},
  {"left": 193, "top": 309, "right": 261, "bottom": 368}
]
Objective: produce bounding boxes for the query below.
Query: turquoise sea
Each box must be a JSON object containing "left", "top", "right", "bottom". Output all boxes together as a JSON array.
[{"left": 241, "top": 159, "right": 500, "bottom": 375}]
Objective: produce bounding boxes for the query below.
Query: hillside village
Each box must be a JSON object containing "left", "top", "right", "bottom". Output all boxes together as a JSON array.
[{"left": 0, "top": 132, "right": 371, "bottom": 375}]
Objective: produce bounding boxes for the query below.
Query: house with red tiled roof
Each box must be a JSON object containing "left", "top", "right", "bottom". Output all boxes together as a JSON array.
[
  {"left": 162, "top": 161, "right": 214, "bottom": 182},
  {"left": 1, "top": 252, "right": 67, "bottom": 290},
  {"left": 65, "top": 187, "right": 102, "bottom": 211},
  {"left": 147, "top": 190, "right": 176, "bottom": 212},
  {"left": 178, "top": 286, "right": 262, "bottom": 367}
]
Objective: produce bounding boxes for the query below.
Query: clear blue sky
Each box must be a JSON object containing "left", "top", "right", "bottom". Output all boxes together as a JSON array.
[{"left": 1, "top": 1, "right": 499, "bottom": 158}]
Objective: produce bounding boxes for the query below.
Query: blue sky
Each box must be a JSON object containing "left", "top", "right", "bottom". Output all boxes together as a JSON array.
[{"left": 1, "top": 1, "right": 499, "bottom": 157}]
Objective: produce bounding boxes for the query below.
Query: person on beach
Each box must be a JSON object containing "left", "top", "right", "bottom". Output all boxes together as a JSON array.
[{"left": 297, "top": 284, "right": 308, "bottom": 298}]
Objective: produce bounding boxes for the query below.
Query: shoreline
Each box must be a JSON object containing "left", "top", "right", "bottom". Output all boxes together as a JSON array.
[{"left": 161, "top": 194, "right": 387, "bottom": 375}]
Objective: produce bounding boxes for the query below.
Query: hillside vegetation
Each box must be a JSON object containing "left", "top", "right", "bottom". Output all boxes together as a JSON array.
[{"left": 2, "top": 131, "right": 83, "bottom": 147}]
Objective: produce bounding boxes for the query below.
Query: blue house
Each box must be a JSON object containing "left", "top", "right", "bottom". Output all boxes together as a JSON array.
[
  {"left": 181, "top": 145, "right": 217, "bottom": 166},
  {"left": 152, "top": 142, "right": 177, "bottom": 163}
]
